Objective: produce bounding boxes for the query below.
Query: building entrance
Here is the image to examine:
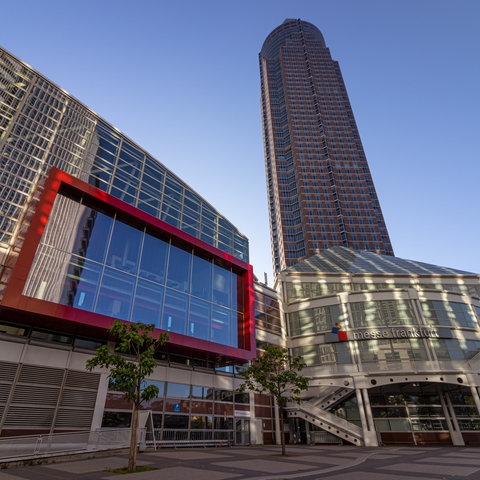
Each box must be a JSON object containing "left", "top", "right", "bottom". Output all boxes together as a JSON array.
[
  {"left": 235, "top": 418, "right": 250, "bottom": 445},
  {"left": 368, "top": 382, "right": 479, "bottom": 446}
]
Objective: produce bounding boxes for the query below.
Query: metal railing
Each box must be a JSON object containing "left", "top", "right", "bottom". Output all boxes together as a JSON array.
[
  {"left": 0, "top": 428, "right": 142, "bottom": 461},
  {"left": 150, "top": 429, "right": 233, "bottom": 448}
]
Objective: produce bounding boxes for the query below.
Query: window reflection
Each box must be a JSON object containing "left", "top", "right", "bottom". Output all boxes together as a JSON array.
[
  {"left": 62, "top": 257, "right": 102, "bottom": 311},
  {"left": 191, "top": 256, "right": 212, "bottom": 300},
  {"left": 212, "top": 305, "right": 231, "bottom": 345},
  {"left": 131, "top": 279, "right": 164, "bottom": 327},
  {"left": 96, "top": 268, "right": 135, "bottom": 320},
  {"left": 81, "top": 208, "right": 113, "bottom": 264},
  {"left": 106, "top": 219, "right": 142, "bottom": 274},
  {"left": 162, "top": 288, "right": 188, "bottom": 334},
  {"left": 213, "top": 264, "right": 231, "bottom": 307},
  {"left": 167, "top": 245, "right": 191, "bottom": 293},
  {"left": 189, "top": 298, "right": 210, "bottom": 340},
  {"left": 139, "top": 233, "right": 168, "bottom": 284},
  {"left": 23, "top": 193, "right": 245, "bottom": 348}
]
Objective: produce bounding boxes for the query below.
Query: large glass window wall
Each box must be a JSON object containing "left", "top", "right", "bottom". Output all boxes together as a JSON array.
[
  {"left": 0, "top": 49, "right": 248, "bottom": 265},
  {"left": 366, "top": 384, "right": 480, "bottom": 433},
  {"left": 430, "top": 338, "right": 480, "bottom": 361},
  {"left": 421, "top": 300, "right": 478, "bottom": 329},
  {"left": 254, "top": 291, "right": 282, "bottom": 334},
  {"left": 288, "top": 304, "right": 344, "bottom": 336},
  {"left": 349, "top": 300, "right": 416, "bottom": 328},
  {"left": 292, "top": 342, "right": 351, "bottom": 366},
  {"left": 102, "top": 380, "right": 249, "bottom": 443},
  {"left": 357, "top": 337, "right": 428, "bottom": 367},
  {"left": 285, "top": 281, "right": 350, "bottom": 302},
  {"left": 23, "top": 193, "right": 244, "bottom": 347},
  {"left": 86, "top": 125, "right": 248, "bottom": 262}
]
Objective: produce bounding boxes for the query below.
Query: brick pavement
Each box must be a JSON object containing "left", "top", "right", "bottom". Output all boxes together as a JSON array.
[{"left": 0, "top": 445, "right": 479, "bottom": 479}]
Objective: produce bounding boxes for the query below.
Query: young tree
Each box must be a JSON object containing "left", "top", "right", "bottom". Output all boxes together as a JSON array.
[
  {"left": 238, "top": 345, "right": 308, "bottom": 456},
  {"left": 86, "top": 320, "right": 168, "bottom": 472}
]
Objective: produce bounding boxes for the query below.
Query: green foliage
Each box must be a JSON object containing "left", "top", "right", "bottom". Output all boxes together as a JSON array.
[
  {"left": 238, "top": 345, "right": 308, "bottom": 406},
  {"left": 238, "top": 345, "right": 308, "bottom": 456},
  {"left": 86, "top": 320, "right": 169, "bottom": 407}
]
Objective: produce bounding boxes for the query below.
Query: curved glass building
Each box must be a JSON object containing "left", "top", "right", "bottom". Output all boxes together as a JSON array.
[
  {"left": 0, "top": 46, "right": 258, "bottom": 442},
  {"left": 280, "top": 247, "right": 480, "bottom": 446}
]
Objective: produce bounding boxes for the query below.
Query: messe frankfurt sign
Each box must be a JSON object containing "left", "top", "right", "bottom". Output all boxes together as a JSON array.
[
  {"left": 352, "top": 327, "right": 440, "bottom": 340},
  {"left": 325, "top": 326, "right": 446, "bottom": 343}
]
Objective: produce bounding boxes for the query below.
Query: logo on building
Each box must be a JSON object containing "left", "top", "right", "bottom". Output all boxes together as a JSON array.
[{"left": 330, "top": 322, "right": 348, "bottom": 342}]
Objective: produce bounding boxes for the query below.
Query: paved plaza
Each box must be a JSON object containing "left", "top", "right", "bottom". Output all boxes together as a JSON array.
[{"left": 0, "top": 445, "right": 479, "bottom": 480}]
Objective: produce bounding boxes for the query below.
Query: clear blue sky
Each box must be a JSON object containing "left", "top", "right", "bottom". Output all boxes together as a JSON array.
[{"left": 1, "top": 0, "right": 479, "bottom": 281}]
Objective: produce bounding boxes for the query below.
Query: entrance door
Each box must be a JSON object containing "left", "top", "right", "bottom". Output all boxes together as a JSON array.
[{"left": 235, "top": 418, "right": 250, "bottom": 445}]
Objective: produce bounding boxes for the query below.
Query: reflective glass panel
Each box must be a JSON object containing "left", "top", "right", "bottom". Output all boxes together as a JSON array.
[
  {"left": 139, "top": 233, "right": 168, "bottom": 284},
  {"left": 162, "top": 288, "right": 188, "bottom": 334},
  {"left": 131, "top": 278, "right": 164, "bottom": 327},
  {"left": 95, "top": 267, "right": 135, "bottom": 320},
  {"left": 212, "top": 305, "right": 231, "bottom": 345},
  {"left": 106, "top": 219, "right": 142, "bottom": 274},
  {"left": 81, "top": 208, "right": 113, "bottom": 263},
  {"left": 166, "top": 383, "right": 190, "bottom": 398},
  {"left": 62, "top": 257, "right": 102, "bottom": 311},
  {"left": 191, "top": 256, "right": 212, "bottom": 300},
  {"left": 213, "top": 264, "right": 231, "bottom": 307},
  {"left": 188, "top": 297, "right": 210, "bottom": 340},
  {"left": 167, "top": 245, "right": 191, "bottom": 293}
]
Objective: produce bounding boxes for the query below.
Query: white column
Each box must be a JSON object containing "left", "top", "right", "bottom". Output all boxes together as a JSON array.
[
  {"left": 355, "top": 387, "right": 378, "bottom": 446},
  {"left": 441, "top": 390, "right": 464, "bottom": 446},
  {"left": 469, "top": 385, "right": 480, "bottom": 417}
]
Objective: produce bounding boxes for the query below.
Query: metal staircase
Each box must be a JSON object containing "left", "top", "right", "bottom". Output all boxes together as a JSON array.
[
  {"left": 311, "top": 386, "right": 353, "bottom": 410},
  {"left": 286, "top": 400, "right": 364, "bottom": 446}
]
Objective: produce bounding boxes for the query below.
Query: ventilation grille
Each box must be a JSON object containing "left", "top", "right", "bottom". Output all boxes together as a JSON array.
[
  {"left": 0, "top": 383, "right": 11, "bottom": 404},
  {"left": 18, "top": 365, "right": 64, "bottom": 385},
  {"left": 60, "top": 389, "right": 97, "bottom": 408},
  {"left": 65, "top": 370, "right": 100, "bottom": 390},
  {"left": 0, "top": 361, "right": 18, "bottom": 382},
  {"left": 2, "top": 364, "right": 100, "bottom": 430},
  {"left": 12, "top": 385, "right": 60, "bottom": 406},
  {"left": 5, "top": 406, "right": 54, "bottom": 427},
  {"left": 55, "top": 408, "right": 94, "bottom": 428}
]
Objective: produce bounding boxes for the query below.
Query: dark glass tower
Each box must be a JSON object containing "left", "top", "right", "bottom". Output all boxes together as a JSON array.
[{"left": 260, "top": 19, "right": 393, "bottom": 274}]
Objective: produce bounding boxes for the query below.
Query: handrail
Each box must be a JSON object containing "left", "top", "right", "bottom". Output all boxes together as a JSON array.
[
  {"left": 0, "top": 428, "right": 139, "bottom": 461},
  {"left": 286, "top": 400, "right": 364, "bottom": 445}
]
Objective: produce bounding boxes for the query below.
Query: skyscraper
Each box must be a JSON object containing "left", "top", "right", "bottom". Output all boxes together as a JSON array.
[{"left": 260, "top": 19, "right": 393, "bottom": 274}]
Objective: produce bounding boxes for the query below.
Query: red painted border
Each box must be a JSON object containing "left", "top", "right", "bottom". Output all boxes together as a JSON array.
[{"left": 2, "top": 167, "right": 256, "bottom": 362}]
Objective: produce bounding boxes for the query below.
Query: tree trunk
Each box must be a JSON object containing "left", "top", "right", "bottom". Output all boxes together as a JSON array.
[
  {"left": 128, "top": 406, "right": 139, "bottom": 472},
  {"left": 279, "top": 404, "right": 286, "bottom": 455}
]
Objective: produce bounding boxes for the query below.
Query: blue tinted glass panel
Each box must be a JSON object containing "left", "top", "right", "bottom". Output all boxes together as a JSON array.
[
  {"left": 167, "top": 245, "right": 191, "bottom": 293},
  {"left": 138, "top": 191, "right": 160, "bottom": 217},
  {"left": 231, "top": 274, "right": 239, "bottom": 313},
  {"left": 96, "top": 268, "right": 135, "bottom": 320},
  {"left": 162, "top": 288, "right": 188, "bottom": 334},
  {"left": 62, "top": 257, "right": 102, "bottom": 311},
  {"left": 106, "top": 219, "right": 142, "bottom": 274},
  {"left": 166, "top": 383, "right": 190, "bottom": 398},
  {"left": 139, "top": 234, "right": 168, "bottom": 284},
  {"left": 213, "top": 264, "right": 231, "bottom": 307},
  {"left": 188, "top": 298, "right": 210, "bottom": 340},
  {"left": 191, "top": 256, "right": 212, "bottom": 300},
  {"left": 131, "top": 278, "right": 164, "bottom": 327},
  {"left": 211, "top": 305, "right": 231, "bottom": 345},
  {"left": 81, "top": 209, "right": 113, "bottom": 263}
]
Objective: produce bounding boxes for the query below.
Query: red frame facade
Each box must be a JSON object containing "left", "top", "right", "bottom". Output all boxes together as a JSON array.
[{"left": 1, "top": 168, "right": 256, "bottom": 363}]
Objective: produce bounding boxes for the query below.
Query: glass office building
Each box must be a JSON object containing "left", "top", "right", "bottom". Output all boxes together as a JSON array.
[{"left": 0, "top": 46, "right": 259, "bottom": 441}]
